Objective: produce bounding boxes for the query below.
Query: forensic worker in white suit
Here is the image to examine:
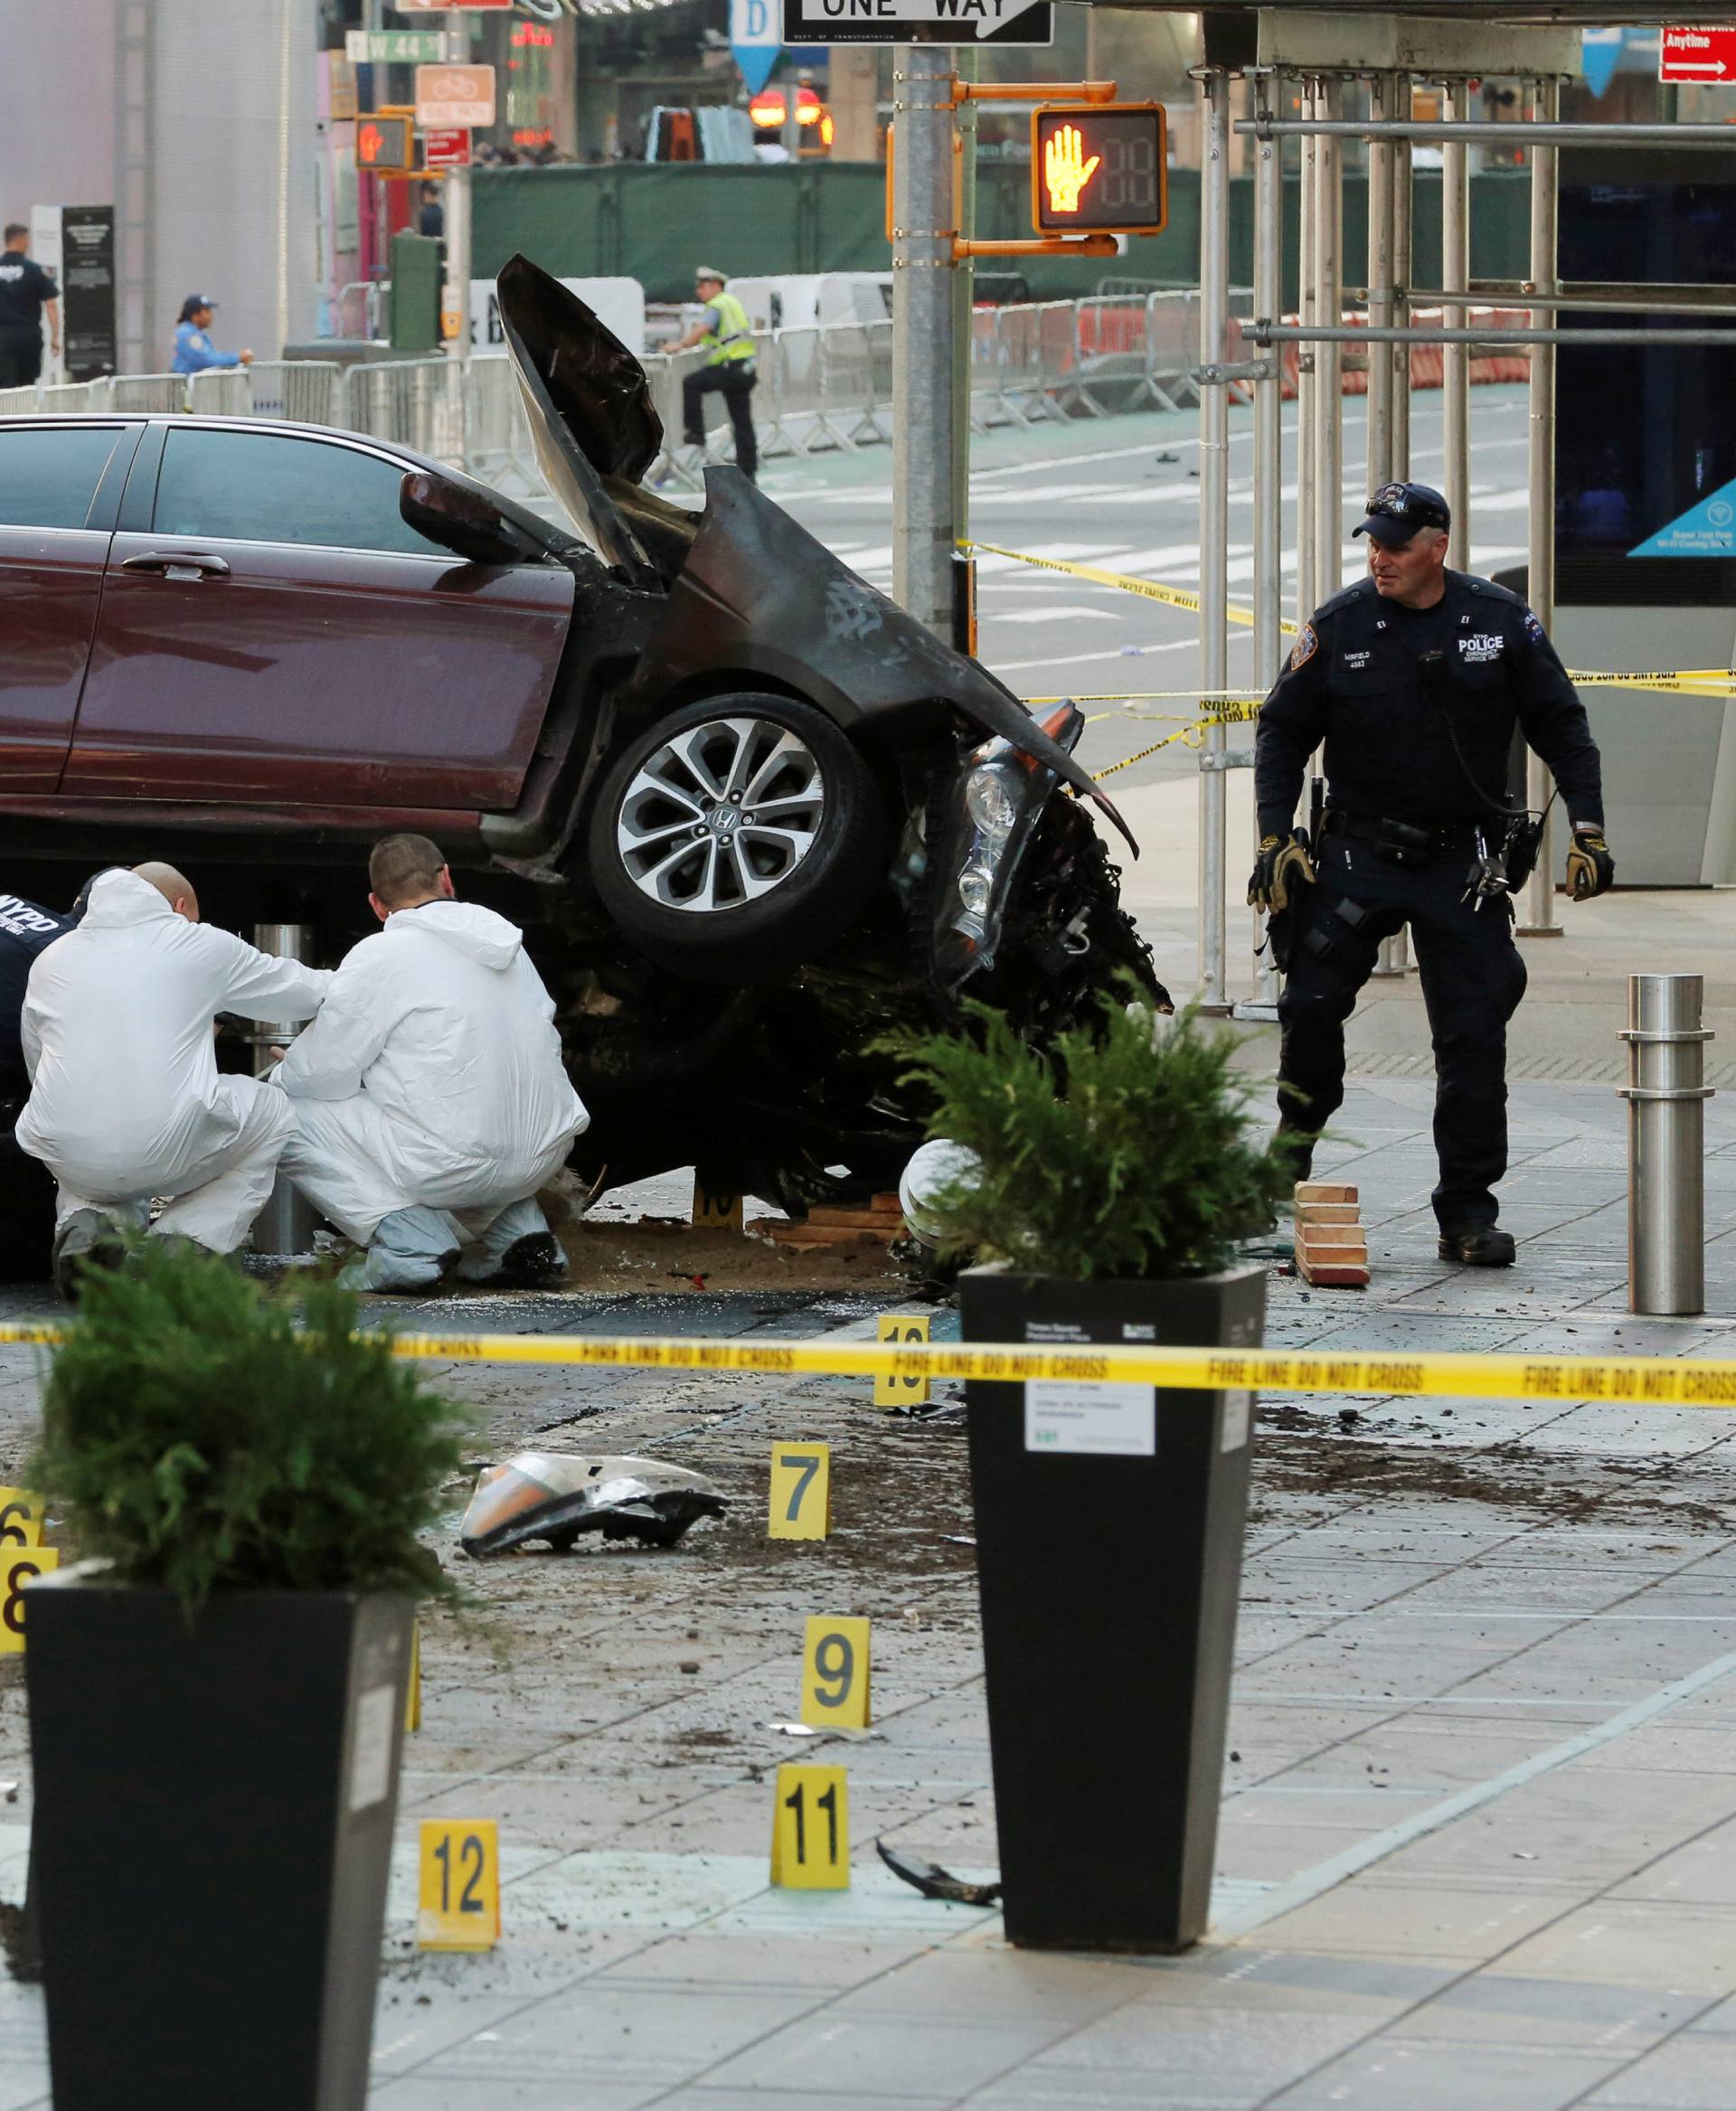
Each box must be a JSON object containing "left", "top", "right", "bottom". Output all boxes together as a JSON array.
[
  {"left": 16, "top": 863, "right": 333, "bottom": 1293},
  {"left": 276, "top": 834, "right": 588, "bottom": 1295}
]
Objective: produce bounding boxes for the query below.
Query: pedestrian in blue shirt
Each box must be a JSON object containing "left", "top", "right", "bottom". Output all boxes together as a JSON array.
[{"left": 171, "top": 294, "right": 252, "bottom": 374}]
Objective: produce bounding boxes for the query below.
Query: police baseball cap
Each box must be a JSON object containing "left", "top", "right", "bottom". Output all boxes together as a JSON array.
[
  {"left": 177, "top": 294, "right": 217, "bottom": 322},
  {"left": 1353, "top": 480, "right": 1451, "bottom": 547}
]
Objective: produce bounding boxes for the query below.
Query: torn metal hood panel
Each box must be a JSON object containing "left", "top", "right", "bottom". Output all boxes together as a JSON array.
[{"left": 633, "top": 468, "right": 1108, "bottom": 805}]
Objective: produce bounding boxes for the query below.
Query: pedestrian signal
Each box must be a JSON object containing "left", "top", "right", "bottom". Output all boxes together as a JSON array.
[
  {"left": 357, "top": 115, "right": 416, "bottom": 174},
  {"left": 1032, "top": 104, "right": 1166, "bottom": 237}
]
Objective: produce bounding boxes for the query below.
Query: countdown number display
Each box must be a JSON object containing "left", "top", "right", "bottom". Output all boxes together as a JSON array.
[{"left": 1032, "top": 103, "right": 1167, "bottom": 237}]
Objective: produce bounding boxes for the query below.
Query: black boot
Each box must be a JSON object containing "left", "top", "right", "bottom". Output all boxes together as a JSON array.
[{"left": 1438, "top": 1226, "right": 1516, "bottom": 1268}]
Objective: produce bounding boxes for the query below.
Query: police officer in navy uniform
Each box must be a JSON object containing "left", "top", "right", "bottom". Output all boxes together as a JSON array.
[{"left": 1250, "top": 482, "right": 1615, "bottom": 1267}]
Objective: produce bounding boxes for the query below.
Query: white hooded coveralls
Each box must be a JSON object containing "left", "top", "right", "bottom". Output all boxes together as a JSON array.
[
  {"left": 275, "top": 900, "right": 587, "bottom": 1246},
  {"left": 15, "top": 870, "right": 332, "bottom": 1251}
]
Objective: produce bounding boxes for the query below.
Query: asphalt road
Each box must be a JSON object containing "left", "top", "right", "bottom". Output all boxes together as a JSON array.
[{"left": 764, "top": 382, "right": 1535, "bottom": 789}]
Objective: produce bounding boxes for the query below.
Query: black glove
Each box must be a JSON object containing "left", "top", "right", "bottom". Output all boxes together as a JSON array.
[
  {"left": 1248, "top": 831, "right": 1316, "bottom": 915},
  {"left": 1565, "top": 826, "right": 1614, "bottom": 902}
]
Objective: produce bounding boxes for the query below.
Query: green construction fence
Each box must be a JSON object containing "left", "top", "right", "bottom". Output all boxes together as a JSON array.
[{"left": 472, "top": 161, "right": 1533, "bottom": 306}]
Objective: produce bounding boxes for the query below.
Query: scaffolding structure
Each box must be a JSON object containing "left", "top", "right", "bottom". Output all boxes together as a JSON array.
[{"left": 1192, "top": 17, "right": 1736, "bottom": 1015}]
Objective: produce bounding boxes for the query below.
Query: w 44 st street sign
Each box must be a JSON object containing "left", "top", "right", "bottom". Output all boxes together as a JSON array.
[{"left": 781, "top": 0, "right": 1052, "bottom": 44}]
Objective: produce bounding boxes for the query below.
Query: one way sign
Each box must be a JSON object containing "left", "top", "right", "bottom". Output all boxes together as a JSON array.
[{"left": 782, "top": 0, "right": 1052, "bottom": 44}]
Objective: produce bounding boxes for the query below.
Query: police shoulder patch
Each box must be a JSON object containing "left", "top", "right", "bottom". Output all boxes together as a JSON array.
[
  {"left": 1524, "top": 608, "right": 1545, "bottom": 644},
  {"left": 1289, "top": 624, "right": 1319, "bottom": 672}
]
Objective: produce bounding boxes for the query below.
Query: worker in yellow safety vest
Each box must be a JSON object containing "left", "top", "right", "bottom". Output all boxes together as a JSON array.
[{"left": 672, "top": 265, "right": 759, "bottom": 483}]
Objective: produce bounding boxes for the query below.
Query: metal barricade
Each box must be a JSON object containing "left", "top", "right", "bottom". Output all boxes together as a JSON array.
[
  {"left": 186, "top": 369, "right": 252, "bottom": 418},
  {"left": 37, "top": 379, "right": 108, "bottom": 413},
  {"left": 1070, "top": 296, "right": 1154, "bottom": 415},
  {"left": 247, "top": 361, "right": 343, "bottom": 427},
  {"left": 0, "top": 383, "right": 41, "bottom": 417},
  {"left": 1145, "top": 290, "right": 1203, "bottom": 410},
  {"left": 460, "top": 354, "right": 545, "bottom": 495},
  {"left": 340, "top": 358, "right": 449, "bottom": 456},
  {"left": 820, "top": 317, "right": 892, "bottom": 448},
  {"left": 109, "top": 372, "right": 191, "bottom": 413}
]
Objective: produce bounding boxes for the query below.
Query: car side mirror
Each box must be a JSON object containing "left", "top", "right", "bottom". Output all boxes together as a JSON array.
[{"left": 400, "top": 469, "right": 542, "bottom": 567}]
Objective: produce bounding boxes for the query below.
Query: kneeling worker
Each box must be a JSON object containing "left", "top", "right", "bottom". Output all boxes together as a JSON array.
[
  {"left": 277, "top": 834, "right": 587, "bottom": 1294},
  {"left": 16, "top": 864, "right": 332, "bottom": 1291}
]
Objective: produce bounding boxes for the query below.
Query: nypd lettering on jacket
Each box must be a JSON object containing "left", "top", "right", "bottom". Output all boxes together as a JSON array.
[{"left": 1254, "top": 569, "right": 1605, "bottom": 837}]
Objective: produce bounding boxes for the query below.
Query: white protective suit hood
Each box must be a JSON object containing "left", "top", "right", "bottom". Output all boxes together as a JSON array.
[
  {"left": 274, "top": 895, "right": 588, "bottom": 1228},
  {"left": 392, "top": 900, "right": 523, "bottom": 972},
  {"left": 15, "top": 872, "right": 332, "bottom": 1197}
]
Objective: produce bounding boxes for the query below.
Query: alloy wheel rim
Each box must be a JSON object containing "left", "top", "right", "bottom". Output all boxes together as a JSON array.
[{"left": 616, "top": 716, "right": 827, "bottom": 913}]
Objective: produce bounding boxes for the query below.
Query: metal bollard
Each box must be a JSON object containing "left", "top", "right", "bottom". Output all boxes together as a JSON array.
[
  {"left": 1621, "top": 974, "right": 1713, "bottom": 1315},
  {"left": 251, "top": 923, "right": 318, "bottom": 1258}
]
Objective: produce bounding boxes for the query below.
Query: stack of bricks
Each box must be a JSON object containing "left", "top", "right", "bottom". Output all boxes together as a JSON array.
[
  {"left": 1293, "top": 1182, "right": 1370, "bottom": 1287},
  {"left": 764, "top": 1193, "right": 906, "bottom": 1253}
]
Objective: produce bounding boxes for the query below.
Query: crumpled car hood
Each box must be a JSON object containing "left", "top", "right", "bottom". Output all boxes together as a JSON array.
[
  {"left": 635, "top": 469, "right": 1114, "bottom": 810},
  {"left": 460, "top": 1451, "right": 728, "bottom": 1555}
]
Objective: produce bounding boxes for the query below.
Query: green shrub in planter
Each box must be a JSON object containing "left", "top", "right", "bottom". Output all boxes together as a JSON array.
[
  {"left": 891, "top": 992, "right": 1297, "bottom": 1280},
  {"left": 31, "top": 1238, "right": 467, "bottom": 1607},
  {"left": 24, "top": 1239, "right": 471, "bottom": 2111},
  {"left": 890, "top": 992, "right": 1292, "bottom": 1954}
]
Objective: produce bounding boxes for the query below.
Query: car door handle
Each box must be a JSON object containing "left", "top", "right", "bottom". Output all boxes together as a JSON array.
[{"left": 121, "top": 551, "right": 231, "bottom": 579}]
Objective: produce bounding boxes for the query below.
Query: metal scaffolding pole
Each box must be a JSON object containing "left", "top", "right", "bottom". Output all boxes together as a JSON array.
[
  {"left": 1250, "top": 67, "right": 1284, "bottom": 1011},
  {"left": 1197, "top": 67, "right": 1232, "bottom": 1010},
  {"left": 891, "top": 40, "right": 958, "bottom": 638},
  {"left": 1392, "top": 107, "right": 1412, "bottom": 481},
  {"left": 1241, "top": 118, "right": 1736, "bottom": 147},
  {"left": 1294, "top": 76, "right": 1318, "bottom": 631},
  {"left": 1520, "top": 74, "right": 1563, "bottom": 939},
  {"left": 1312, "top": 79, "right": 1344, "bottom": 606},
  {"left": 1259, "top": 323, "right": 1736, "bottom": 346},
  {"left": 1364, "top": 74, "right": 1397, "bottom": 493},
  {"left": 1441, "top": 80, "right": 1471, "bottom": 572},
  {"left": 1372, "top": 71, "right": 1410, "bottom": 979}
]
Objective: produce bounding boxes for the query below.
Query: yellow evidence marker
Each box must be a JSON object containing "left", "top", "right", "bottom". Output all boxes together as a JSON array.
[
  {"left": 769, "top": 1764, "right": 850, "bottom": 1889},
  {"left": 693, "top": 1179, "right": 743, "bottom": 1233},
  {"left": 404, "top": 1619, "right": 422, "bottom": 1734},
  {"left": 874, "top": 1314, "right": 930, "bottom": 1409},
  {"left": 0, "top": 1548, "right": 61, "bottom": 1654},
  {"left": 417, "top": 1819, "right": 501, "bottom": 1950},
  {"left": 801, "top": 1616, "right": 872, "bottom": 1729},
  {"left": 0, "top": 1489, "right": 44, "bottom": 1550},
  {"left": 768, "top": 1443, "right": 830, "bottom": 1541}
]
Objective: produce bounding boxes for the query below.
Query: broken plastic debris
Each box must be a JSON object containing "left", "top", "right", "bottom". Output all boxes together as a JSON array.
[
  {"left": 459, "top": 1452, "right": 727, "bottom": 1557},
  {"left": 766, "top": 1722, "right": 820, "bottom": 1738},
  {"left": 875, "top": 1839, "right": 1002, "bottom": 1908}
]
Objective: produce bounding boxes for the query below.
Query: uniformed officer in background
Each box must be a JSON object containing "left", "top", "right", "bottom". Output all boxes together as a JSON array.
[
  {"left": 1250, "top": 481, "right": 1614, "bottom": 1268},
  {"left": 673, "top": 265, "right": 759, "bottom": 483}
]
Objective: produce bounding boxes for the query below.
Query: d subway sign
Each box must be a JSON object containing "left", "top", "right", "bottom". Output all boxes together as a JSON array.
[{"left": 781, "top": 0, "right": 1053, "bottom": 44}]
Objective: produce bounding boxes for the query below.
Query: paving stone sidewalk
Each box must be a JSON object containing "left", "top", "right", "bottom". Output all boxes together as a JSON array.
[{"left": 0, "top": 891, "right": 1731, "bottom": 2106}]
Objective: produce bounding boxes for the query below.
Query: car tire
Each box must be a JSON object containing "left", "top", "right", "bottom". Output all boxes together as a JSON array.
[{"left": 588, "top": 693, "right": 888, "bottom": 982}]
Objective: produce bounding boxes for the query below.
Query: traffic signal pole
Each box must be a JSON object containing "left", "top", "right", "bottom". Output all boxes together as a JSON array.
[{"left": 891, "top": 39, "right": 959, "bottom": 638}]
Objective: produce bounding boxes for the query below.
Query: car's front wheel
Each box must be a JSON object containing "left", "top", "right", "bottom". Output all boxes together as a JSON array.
[{"left": 588, "top": 693, "right": 888, "bottom": 981}]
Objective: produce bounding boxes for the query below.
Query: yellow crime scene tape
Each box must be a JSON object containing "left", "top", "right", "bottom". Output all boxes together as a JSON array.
[
  {"left": 4, "top": 1322, "right": 1734, "bottom": 1411},
  {"left": 967, "top": 539, "right": 1736, "bottom": 701}
]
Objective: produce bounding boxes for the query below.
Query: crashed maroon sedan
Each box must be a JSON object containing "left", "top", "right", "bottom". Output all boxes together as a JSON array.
[{"left": 0, "top": 256, "right": 1158, "bottom": 1239}]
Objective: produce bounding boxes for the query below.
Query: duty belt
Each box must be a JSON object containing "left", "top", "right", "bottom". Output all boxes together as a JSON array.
[{"left": 1323, "top": 809, "right": 1482, "bottom": 853}]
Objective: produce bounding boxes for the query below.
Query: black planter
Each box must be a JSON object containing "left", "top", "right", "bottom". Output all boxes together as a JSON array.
[
  {"left": 25, "top": 1578, "right": 414, "bottom": 2111},
  {"left": 960, "top": 1261, "right": 1266, "bottom": 1953}
]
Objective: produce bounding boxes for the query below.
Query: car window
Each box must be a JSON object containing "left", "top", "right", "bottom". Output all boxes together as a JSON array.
[
  {"left": 0, "top": 426, "right": 123, "bottom": 530},
  {"left": 152, "top": 429, "right": 453, "bottom": 557}
]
